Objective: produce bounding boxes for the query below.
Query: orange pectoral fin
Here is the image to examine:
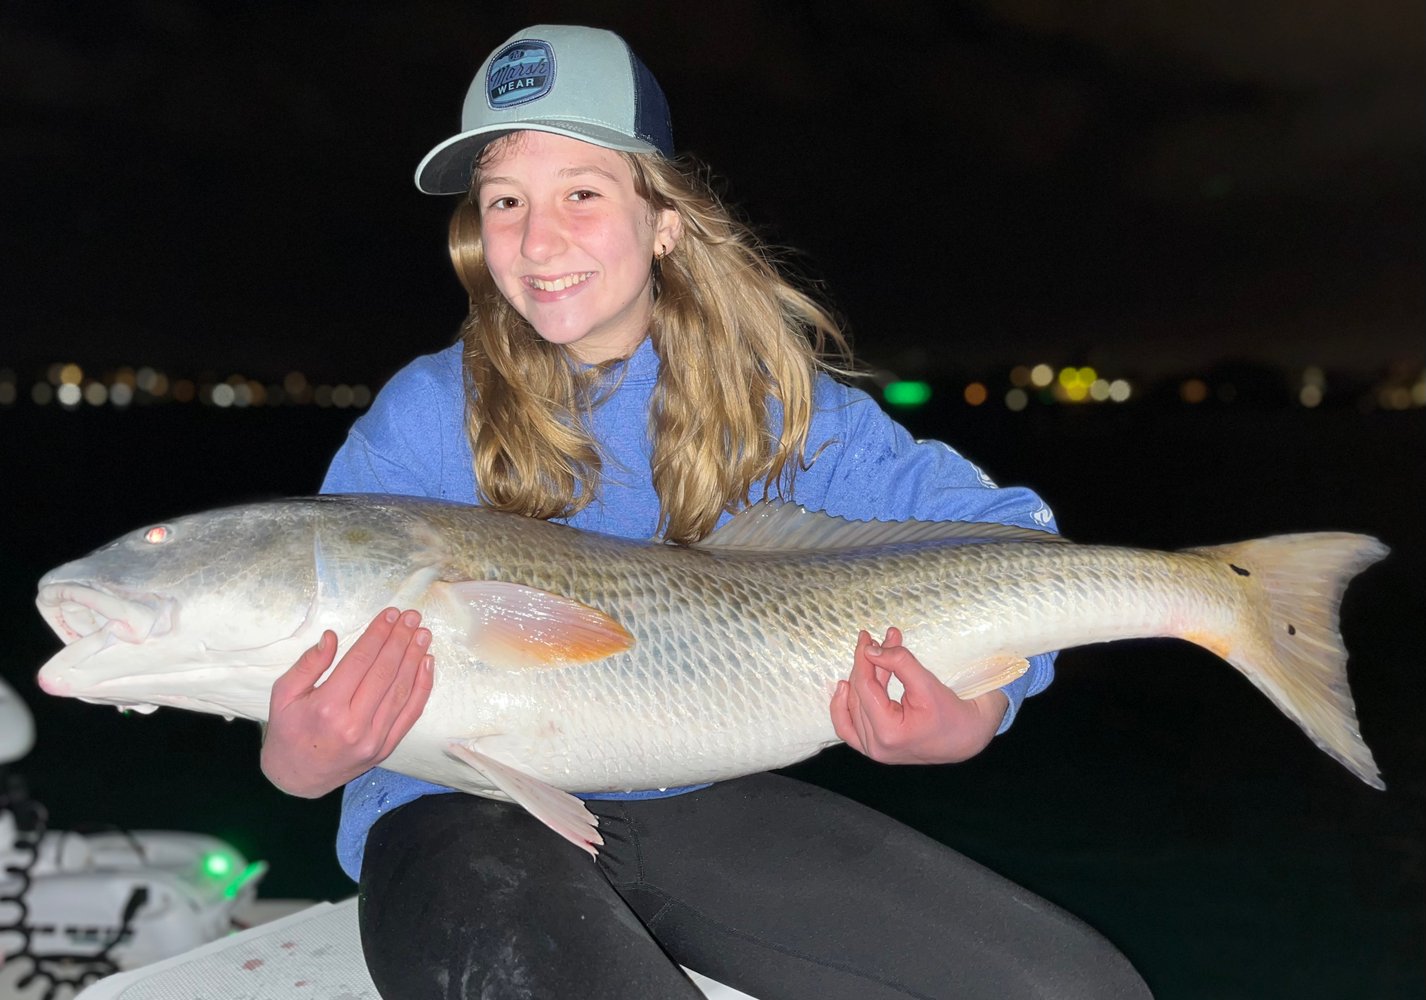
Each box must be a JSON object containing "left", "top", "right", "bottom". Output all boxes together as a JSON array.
[{"left": 432, "top": 579, "right": 634, "bottom": 669}]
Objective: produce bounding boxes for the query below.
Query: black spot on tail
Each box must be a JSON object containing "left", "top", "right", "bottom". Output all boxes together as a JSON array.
[
  {"left": 1287, "top": 624, "right": 1297, "bottom": 635},
  {"left": 1230, "top": 564, "right": 1251, "bottom": 577}
]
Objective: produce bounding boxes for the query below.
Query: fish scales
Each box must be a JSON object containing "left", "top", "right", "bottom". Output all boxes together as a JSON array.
[{"left": 35, "top": 495, "right": 1386, "bottom": 853}]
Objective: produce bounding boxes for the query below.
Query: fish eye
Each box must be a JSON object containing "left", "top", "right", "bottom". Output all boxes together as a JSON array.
[{"left": 143, "top": 525, "right": 172, "bottom": 544}]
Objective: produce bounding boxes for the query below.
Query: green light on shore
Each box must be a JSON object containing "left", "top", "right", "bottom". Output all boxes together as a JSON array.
[{"left": 884, "top": 380, "right": 932, "bottom": 408}]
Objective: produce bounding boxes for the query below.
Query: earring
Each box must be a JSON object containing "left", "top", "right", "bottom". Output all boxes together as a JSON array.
[{"left": 656, "top": 244, "right": 668, "bottom": 260}]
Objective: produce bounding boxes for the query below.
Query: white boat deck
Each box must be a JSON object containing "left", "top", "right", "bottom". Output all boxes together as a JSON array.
[{"left": 50, "top": 898, "right": 755, "bottom": 1000}]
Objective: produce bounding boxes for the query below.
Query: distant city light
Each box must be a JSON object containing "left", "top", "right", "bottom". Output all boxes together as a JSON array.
[
  {"left": 7, "top": 364, "right": 381, "bottom": 410},
  {"left": 883, "top": 380, "right": 932, "bottom": 408},
  {"left": 1380, "top": 386, "right": 1413, "bottom": 410},
  {"left": 3, "top": 358, "right": 1419, "bottom": 416}
]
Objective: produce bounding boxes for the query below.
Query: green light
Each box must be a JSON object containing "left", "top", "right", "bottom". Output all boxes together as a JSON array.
[
  {"left": 202, "top": 852, "right": 234, "bottom": 878},
  {"left": 883, "top": 380, "right": 932, "bottom": 408},
  {"left": 223, "top": 861, "right": 267, "bottom": 900}
]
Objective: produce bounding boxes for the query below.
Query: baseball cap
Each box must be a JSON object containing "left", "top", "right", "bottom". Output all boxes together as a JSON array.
[{"left": 415, "top": 24, "right": 674, "bottom": 196}]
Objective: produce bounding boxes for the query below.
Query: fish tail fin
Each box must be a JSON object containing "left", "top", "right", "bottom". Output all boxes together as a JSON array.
[{"left": 1189, "top": 533, "right": 1388, "bottom": 789}]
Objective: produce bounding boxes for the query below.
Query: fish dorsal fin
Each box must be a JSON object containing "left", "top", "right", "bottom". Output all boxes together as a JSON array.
[
  {"left": 693, "top": 501, "right": 1063, "bottom": 554},
  {"left": 431, "top": 580, "right": 634, "bottom": 669}
]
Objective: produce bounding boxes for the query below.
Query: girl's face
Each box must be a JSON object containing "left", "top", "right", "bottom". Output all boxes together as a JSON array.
[{"left": 477, "top": 131, "right": 681, "bottom": 364}]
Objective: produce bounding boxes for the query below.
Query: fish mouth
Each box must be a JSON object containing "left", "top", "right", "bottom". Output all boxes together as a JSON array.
[
  {"left": 37, "top": 582, "right": 175, "bottom": 645},
  {"left": 35, "top": 582, "right": 177, "bottom": 710}
]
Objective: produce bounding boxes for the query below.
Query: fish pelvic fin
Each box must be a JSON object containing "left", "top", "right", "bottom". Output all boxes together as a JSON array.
[
  {"left": 951, "top": 655, "right": 1032, "bottom": 700},
  {"left": 432, "top": 580, "right": 633, "bottom": 669},
  {"left": 446, "top": 741, "right": 603, "bottom": 857},
  {"left": 1188, "top": 533, "right": 1389, "bottom": 790}
]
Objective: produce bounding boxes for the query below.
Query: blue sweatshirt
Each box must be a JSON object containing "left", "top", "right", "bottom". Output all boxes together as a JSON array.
[{"left": 322, "top": 337, "right": 1057, "bottom": 881}]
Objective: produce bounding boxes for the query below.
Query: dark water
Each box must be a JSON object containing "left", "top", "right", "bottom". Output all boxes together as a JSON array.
[{"left": 2, "top": 401, "right": 1421, "bottom": 999}]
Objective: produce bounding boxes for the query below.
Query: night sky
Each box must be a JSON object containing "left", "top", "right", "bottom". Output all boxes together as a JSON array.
[{"left": 4, "top": 1, "right": 1422, "bottom": 384}]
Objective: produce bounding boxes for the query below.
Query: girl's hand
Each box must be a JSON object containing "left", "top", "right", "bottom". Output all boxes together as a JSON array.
[
  {"left": 831, "top": 627, "right": 1007, "bottom": 765},
  {"left": 260, "top": 608, "right": 434, "bottom": 798}
]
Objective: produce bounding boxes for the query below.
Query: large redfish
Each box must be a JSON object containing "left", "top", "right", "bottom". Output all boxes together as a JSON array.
[{"left": 36, "top": 496, "right": 1385, "bottom": 854}]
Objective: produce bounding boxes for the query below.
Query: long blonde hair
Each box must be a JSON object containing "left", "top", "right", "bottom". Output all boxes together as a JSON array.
[{"left": 448, "top": 142, "right": 855, "bottom": 544}]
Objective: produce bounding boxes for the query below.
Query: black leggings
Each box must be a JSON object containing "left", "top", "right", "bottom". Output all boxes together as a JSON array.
[{"left": 358, "top": 773, "right": 1151, "bottom": 999}]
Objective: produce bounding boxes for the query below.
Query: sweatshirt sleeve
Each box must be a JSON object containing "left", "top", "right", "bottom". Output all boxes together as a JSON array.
[
  {"left": 319, "top": 346, "right": 475, "bottom": 501},
  {"left": 801, "top": 381, "right": 1058, "bottom": 734}
]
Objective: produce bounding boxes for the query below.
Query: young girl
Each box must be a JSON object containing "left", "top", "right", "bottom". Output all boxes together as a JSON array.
[{"left": 260, "top": 25, "right": 1150, "bottom": 999}]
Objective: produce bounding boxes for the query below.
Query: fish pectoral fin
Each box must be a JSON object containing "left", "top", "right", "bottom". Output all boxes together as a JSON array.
[
  {"left": 949, "top": 655, "right": 1032, "bottom": 700},
  {"left": 445, "top": 741, "right": 603, "bottom": 857},
  {"left": 432, "top": 580, "right": 633, "bottom": 669}
]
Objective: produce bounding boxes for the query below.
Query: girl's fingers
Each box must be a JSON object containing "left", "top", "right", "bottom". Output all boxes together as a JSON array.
[
  {"left": 351, "top": 610, "right": 427, "bottom": 720},
  {"left": 369, "top": 627, "right": 434, "bottom": 740},
  {"left": 378, "top": 656, "right": 435, "bottom": 760},
  {"left": 838, "top": 675, "right": 874, "bottom": 754},
  {"left": 853, "top": 639, "right": 896, "bottom": 714},
  {"left": 390, "top": 650, "right": 433, "bottom": 736},
  {"left": 852, "top": 702, "right": 873, "bottom": 755},
  {"left": 270, "top": 630, "right": 337, "bottom": 704},
  {"left": 838, "top": 628, "right": 925, "bottom": 758},
  {"left": 317, "top": 608, "right": 402, "bottom": 702},
  {"left": 830, "top": 680, "right": 857, "bottom": 744}
]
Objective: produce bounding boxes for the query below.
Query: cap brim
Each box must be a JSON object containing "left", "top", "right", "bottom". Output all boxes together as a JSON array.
[{"left": 414, "top": 121, "right": 663, "bottom": 195}]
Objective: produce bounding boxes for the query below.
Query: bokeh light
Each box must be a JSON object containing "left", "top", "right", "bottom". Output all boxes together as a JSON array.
[{"left": 883, "top": 381, "right": 932, "bottom": 408}]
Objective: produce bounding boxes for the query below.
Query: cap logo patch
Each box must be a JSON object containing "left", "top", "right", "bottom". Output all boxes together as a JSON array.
[{"left": 486, "top": 40, "right": 555, "bottom": 110}]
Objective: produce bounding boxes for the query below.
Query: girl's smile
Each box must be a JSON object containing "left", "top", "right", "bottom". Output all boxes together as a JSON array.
[{"left": 524, "top": 271, "right": 597, "bottom": 294}]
